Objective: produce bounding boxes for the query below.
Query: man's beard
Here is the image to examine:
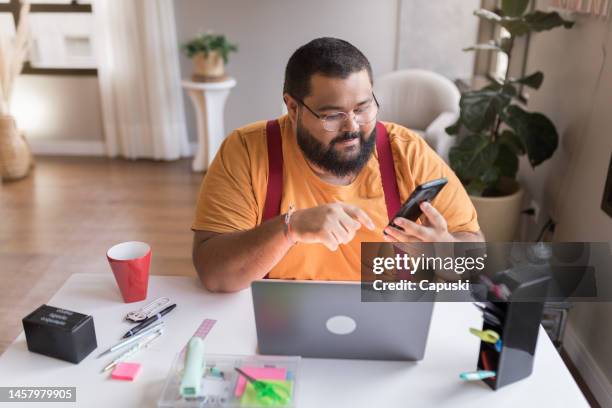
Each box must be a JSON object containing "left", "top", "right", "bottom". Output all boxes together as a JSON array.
[{"left": 296, "top": 118, "right": 377, "bottom": 178}]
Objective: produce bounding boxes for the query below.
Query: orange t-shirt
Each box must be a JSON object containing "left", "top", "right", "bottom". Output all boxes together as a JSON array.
[{"left": 192, "top": 115, "right": 479, "bottom": 280}]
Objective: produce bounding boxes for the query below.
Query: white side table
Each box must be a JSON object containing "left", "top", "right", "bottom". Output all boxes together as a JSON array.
[{"left": 182, "top": 78, "right": 237, "bottom": 172}]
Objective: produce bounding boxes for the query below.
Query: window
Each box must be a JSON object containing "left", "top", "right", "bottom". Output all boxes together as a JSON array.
[
  {"left": 0, "top": 0, "right": 96, "bottom": 76},
  {"left": 474, "top": 0, "right": 533, "bottom": 102},
  {"left": 490, "top": 26, "right": 511, "bottom": 82}
]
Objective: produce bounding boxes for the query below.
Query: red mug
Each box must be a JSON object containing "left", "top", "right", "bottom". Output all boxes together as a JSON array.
[{"left": 107, "top": 241, "right": 151, "bottom": 303}]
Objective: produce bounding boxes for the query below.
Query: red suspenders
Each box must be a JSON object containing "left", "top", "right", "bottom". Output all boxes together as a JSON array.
[
  {"left": 373, "top": 121, "right": 402, "bottom": 220},
  {"left": 261, "top": 119, "right": 401, "bottom": 222},
  {"left": 262, "top": 120, "right": 285, "bottom": 221}
]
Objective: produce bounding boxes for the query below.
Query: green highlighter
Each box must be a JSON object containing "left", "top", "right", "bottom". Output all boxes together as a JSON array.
[{"left": 180, "top": 337, "right": 205, "bottom": 398}]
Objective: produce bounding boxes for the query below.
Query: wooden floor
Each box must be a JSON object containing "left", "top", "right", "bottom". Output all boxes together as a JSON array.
[{"left": 0, "top": 156, "right": 203, "bottom": 354}]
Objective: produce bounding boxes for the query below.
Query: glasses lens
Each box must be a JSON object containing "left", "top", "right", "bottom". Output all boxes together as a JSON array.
[
  {"left": 323, "top": 113, "right": 347, "bottom": 132},
  {"left": 322, "top": 102, "right": 379, "bottom": 131},
  {"left": 355, "top": 103, "right": 378, "bottom": 124}
]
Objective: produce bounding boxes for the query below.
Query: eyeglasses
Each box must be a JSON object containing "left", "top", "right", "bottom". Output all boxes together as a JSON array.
[{"left": 293, "top": 94, "right": 380, "bottom": 132}]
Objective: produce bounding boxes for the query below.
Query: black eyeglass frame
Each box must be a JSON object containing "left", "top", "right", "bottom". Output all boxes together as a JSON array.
[{"left": 291, "top": 93, "right": 380, "bottom": 131}]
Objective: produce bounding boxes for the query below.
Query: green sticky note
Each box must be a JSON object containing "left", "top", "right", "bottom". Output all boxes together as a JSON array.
[{"left": 240, "top": 380, "right": 293, "bottom": 407}]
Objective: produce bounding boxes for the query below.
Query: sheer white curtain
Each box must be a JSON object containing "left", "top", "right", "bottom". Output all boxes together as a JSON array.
[{"left": 93, "top": 0, "right": 190, "bottom": 160}]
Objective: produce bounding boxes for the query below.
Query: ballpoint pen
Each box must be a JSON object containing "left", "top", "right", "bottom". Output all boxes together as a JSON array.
[
  {"left": 97, "top": 320, "right": 165, "bottom": 358},
  {"left": 102, "top": 329, "right": 164, "bottom": 373},
  {"left": 472, "top": 302, "right": 503, "bottom": 317},
  {"left": 122, "top": 304, "right": 176, "bottom": 339},
  {"left": 482, "top": 310, "right": 502, "bottom": 326},
  {"left": 479, "top": 275, "right": 510, "bottom": 300}
]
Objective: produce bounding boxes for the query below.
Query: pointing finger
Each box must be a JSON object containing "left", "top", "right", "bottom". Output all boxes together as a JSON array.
[{"left": 341, "top": 203, "right": 375, "bottom": 230}]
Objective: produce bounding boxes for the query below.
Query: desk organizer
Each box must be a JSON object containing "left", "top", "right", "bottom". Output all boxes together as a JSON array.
[
  {"left": 476, "top": 267, "right": 551, "bottom": 390},
  {"left": 158, "top": 354, "right": 300, "bottom": 408}
]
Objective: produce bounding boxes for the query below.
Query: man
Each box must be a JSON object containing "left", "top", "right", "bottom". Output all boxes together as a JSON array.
[{"left": 192, "top": 37, "right": 483, "bottom": 292}]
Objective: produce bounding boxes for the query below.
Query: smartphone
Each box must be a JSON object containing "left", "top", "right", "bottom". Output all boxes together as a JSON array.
[{"left": 387, "top": 177, "right": 448, "bottom": 230}]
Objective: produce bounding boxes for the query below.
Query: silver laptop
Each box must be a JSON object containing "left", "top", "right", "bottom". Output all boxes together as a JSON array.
[{"left": 251, "top": 280, "right": 434, "bottom": 361}]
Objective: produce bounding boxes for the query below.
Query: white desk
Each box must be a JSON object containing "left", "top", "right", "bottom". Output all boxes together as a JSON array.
[{"left": 0, "top": 274, "right": 587, "bottom": 407}]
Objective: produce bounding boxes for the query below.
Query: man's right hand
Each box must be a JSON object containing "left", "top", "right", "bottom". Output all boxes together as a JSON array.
[{"left": 289, "top": 203, "right": 375, "bottom": 251}]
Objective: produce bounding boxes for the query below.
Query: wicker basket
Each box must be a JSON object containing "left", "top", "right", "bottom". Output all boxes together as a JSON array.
[{"left": 0, "top": 114, "right": 34, "bottom": 181}]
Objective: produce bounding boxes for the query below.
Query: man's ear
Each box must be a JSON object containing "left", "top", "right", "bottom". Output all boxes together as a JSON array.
[{"left": 283, "top": 93, "right": 299, "bottom": 123}]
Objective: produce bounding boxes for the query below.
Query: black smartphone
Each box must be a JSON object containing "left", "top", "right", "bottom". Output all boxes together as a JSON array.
[{"left": 387, "top": 177, "right": 448, "bottom": 230}]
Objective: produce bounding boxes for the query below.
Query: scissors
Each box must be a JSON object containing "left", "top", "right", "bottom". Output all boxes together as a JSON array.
[{"left": 234, "top": 367, "right": 289, "bottom": 404}]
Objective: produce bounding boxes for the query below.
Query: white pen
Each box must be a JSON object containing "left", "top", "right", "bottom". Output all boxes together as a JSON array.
[
  {"left": 102, "top": 329, "right": 164, "bottom": 373},
  {"left": 96, "top": 320, "right": 165, "bottom": 359}
]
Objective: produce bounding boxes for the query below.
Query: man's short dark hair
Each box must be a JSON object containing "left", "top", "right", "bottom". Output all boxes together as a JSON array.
[{"left": 283, "top": 37, "right": 373, "bottom": 100}]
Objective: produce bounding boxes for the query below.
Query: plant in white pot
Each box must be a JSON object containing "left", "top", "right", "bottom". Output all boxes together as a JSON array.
[
  {"left": 181, "top": 33, "right": 238, "bottom": 82},
  {"left": 0, "top": 0, "right": 33, "bottom": 181},
  {"left": 446, "top": 0, "right": 573, "bottom": 241}
]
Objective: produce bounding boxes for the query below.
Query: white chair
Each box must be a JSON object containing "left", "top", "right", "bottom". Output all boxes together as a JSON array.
[{"left": 375, "top": 69, "right": 460, "bottom": 162}]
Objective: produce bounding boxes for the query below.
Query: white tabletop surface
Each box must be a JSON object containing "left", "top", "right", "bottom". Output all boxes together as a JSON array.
[{"left": 0, "top": 273, "right": 588, "bottom": 408}]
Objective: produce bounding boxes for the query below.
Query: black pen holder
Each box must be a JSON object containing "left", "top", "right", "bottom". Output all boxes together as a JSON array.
[{"left": 476, "top": 266, "right": 551, "bottom": 390}]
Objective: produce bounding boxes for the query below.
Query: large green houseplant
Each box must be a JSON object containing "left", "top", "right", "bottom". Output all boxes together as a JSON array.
[{"left": 446, "top": 0, "right": 573, "bottom": 239}]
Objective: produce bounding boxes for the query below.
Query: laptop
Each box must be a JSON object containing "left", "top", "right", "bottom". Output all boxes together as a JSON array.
[{"left": 251, "top": 280, "right": 435, "bottom": 361}]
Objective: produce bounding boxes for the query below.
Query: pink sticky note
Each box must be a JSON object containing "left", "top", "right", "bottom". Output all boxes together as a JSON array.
[
  {"left": 111, "top": 362, "right": 141, "bottom": 381},
  {"left": 234, "top": 366, "right": 287, "bottom": 397}
]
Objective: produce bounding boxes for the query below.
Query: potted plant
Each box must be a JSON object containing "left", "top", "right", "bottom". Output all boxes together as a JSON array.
[
  {"left": 0, "top": 1, "right": 33, "bottom": 181},
  {"left": 446, "top": 0, "right": 573, "bottom": 241},
  {"left": 181, "top": 33, "right": 238, "bottom": 81}
]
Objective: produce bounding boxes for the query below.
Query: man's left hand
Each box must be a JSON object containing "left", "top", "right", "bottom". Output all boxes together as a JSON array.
[{"left": 383, "top": 201, "right": 455, "bottom": 242}]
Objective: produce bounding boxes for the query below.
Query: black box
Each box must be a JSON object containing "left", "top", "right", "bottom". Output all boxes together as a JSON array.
[{"left": 22, "top": 305, "right": 97, "bottom": 364}]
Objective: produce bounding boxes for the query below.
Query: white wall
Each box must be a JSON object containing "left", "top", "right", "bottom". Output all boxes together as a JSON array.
[
  {"left": 174, "top": 0, "right": 400, "bottom": 140},
  {"left": 10, "top": 75, "right": 103, "bottom": 142},
  {"left": 518, "top": 1, "right": 612, "bottom": 404},
  {"left": 397, "top": 0, "right": 480, "bottom": 79},
  {"left": 173, "top": 0, "right": 479, "bottom": 142},
  {"left": 10, "top": 2, "right": 481, "bottom": 151},
  {"left": 519, "top": 3, "right": 612, "bottom": 240}
]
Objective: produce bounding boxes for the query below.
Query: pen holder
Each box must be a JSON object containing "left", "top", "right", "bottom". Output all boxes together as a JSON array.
[{"left": 476, "top": 266, "right": 551, "bottom": 390}]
